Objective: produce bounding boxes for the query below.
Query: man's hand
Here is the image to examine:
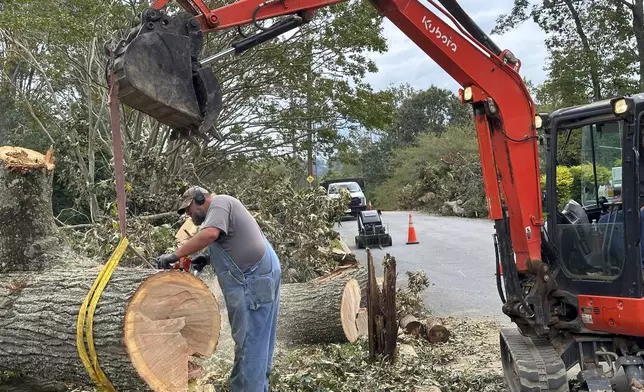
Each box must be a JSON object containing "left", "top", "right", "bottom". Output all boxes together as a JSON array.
[
  {"left": 191, "top": 254, "right": 209, "bottom": 272},
  {"left": 157, "top": 253, "right": 179, "bottom": 269}
]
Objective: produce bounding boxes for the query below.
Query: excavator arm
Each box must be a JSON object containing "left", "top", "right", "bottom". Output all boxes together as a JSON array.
[{"left": 111, "top": 0, "right": 549, "bottom": 334}]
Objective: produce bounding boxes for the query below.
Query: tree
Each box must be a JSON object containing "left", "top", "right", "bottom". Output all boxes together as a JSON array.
[
  {"left": 386, "top": 85, "right": 471, "bottom": 146},
  {"left": 493, "top": 0, "right": 641, "bottom": 107}
]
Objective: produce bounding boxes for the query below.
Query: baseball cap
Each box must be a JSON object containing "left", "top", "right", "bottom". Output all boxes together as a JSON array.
[{"left": 177, "top": 185, "right": 210, "bottom": 215}]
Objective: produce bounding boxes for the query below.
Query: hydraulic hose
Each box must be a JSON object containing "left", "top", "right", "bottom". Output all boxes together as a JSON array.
[{"left": 436, "top": 0, "right": 502, "bottom": 56}]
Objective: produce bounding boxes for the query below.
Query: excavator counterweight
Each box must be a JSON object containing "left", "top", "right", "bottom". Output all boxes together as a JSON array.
[{"left": 108, "top": 8, "right": 222, "bottom": 137}]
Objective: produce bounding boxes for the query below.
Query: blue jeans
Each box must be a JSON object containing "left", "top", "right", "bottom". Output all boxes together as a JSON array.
[{"left": 208, "top": 236, "right": 281, "bottom": 391}]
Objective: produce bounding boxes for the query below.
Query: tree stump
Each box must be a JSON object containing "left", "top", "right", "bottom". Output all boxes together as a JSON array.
[
  {"left": 0, "top": 146, "right": 75, "bottom": 271},
  {"left": 367, "top": 249, "right": 397, "bottom": 362}
]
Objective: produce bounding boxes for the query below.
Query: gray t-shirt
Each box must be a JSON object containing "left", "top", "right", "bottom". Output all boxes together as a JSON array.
[{"left": 201, "top": 195, "right": 266, "bottom": 271}]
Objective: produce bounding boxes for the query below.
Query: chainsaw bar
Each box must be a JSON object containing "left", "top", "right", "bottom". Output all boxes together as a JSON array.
[
  {"left": 500, "top": 326, "right": 569, "bottom": 392},
  {"left": 109, "top": 8, "right": 222, "bottom": 137}
]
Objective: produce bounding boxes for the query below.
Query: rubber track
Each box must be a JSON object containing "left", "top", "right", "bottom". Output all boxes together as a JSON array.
[{"left": 500, "top": 327, "right": 570, "bottom": 392}]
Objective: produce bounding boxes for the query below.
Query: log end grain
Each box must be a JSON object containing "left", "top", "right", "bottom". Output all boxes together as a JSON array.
[
  {"left": 356, "top": 308, "right": 368, "bottom": 337},
  {"left": 123, "top": 271, "right": 220, "bottom": 391},
  {"left": 400, "top": 315, "right": 423, "bottom": 337},
  {"left": 340, "top": 278, "right": 361, "bottom": 343},
  {"left": 425, "top": 320, "right": 450, "bottom": 343}
]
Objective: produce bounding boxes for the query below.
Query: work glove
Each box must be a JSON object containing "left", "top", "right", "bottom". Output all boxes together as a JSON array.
[
  {"left": 157, "top": 253, "right": 179, "bottom": 269},
  {"left": 191, "top": 254, "right": 209, "bottom": 272}
]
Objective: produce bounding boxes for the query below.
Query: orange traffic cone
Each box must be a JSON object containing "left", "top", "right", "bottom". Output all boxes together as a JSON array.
[{"left": 406, "top": 213, "right": 419, "bottom": 245}]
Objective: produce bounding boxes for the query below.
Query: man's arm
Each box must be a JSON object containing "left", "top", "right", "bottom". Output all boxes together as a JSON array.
[{"left": 174, "top": 226, "right": 220, "bottom": 258}]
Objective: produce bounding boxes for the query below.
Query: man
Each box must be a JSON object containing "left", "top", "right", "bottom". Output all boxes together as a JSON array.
[{"left": 157, "top": 186, "right": 281, "bottom": 392}]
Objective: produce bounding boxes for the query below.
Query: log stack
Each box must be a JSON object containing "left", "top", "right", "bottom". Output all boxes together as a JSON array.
[
  {"left": 0, "top": 147, "right": 221, "bottom": 392},
  {"left": 400, "top": 314, "right": 450, "bottom": 343}
]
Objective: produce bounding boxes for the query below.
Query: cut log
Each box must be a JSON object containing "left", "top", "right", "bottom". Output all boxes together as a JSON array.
[
  {"left": 277, "top": 278, "right": 362, "bottom": 344},
  {"left": 0, "top": 269, "right": 220, "bottom": 391},
  {"left": 400, "top": 314, "right": 423, "bottom": 337},
  {"left": 312, "top": 261, "right": 367, "bottom": 307},
  {"left": 424, "top": 318, "right": 450, "bottom": 343}
]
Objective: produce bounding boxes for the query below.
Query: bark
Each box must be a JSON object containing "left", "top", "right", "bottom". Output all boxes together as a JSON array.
[
  {"left": 381, "top": 254, "right": 398, "bottom": 361},
  {"left": 0, "top": 268, "right": 154, "bottom": 391},
  {"left": 311, "top": 261, "right": 367, "bottom": 308},
  {"left": 277, "top": 278, "right": 362, "bottom": 344},
  {"left": 0, "top": 147, "right": 87, "bottom": 272}
]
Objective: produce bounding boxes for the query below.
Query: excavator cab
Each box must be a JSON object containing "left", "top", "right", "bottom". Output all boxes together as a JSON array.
[
  {"left": 499, "top": 95, "right": 644, "bottom": 391},
  {"left": 106, "top": 7, "right": 223, "bottom": 139}
]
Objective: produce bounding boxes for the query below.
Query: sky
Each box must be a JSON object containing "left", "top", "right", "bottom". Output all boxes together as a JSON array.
[{"left": 361, "top": 0, "right": 548, "bottom": 93}]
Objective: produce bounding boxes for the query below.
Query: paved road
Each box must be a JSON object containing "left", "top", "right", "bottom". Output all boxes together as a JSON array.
[{"left": 334, "top": 210, "right": 510, "bottom": 323}]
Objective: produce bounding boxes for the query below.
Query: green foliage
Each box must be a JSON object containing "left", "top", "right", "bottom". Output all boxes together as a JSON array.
[
  {"left": 328, "top": 85, "right": 478, "bottom": 213},
  {"left": 541, "top": 166, "right": 574, "bottom": 207},
  {"left": 396, "top": 270, "right": 430, "bottom": 320},
  {"left": 541, "top": 163, "right": 613, "bottom": 208},
  {"left": 493, "top": 1, "right": 644, "bottom": 108},
  {"left": 388, "top": 85, "right": 472, "bottom": 145},
  {"left": 371, "top": 124, "right": 487, "bottom": 217},
  {"left": 204, "top": 160, "right": 350, "bottom": 282}
]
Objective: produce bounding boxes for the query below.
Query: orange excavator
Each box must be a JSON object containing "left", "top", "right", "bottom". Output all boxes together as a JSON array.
[{"left": 107, "top": 0, "right": 644, "bottom": 390}]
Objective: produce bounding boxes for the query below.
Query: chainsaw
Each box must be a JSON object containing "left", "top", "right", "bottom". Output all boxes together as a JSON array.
[{"left": 170, "top": 256, "right": 204, "bottom": 276}]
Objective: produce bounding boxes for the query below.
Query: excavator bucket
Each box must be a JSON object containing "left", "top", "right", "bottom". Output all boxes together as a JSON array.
[{"left": 108, "top": 8, "right": 222, "bottom": 138}]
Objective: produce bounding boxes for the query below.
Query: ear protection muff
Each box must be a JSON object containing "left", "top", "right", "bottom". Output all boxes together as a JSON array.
[{"left": 194, "top": 188, "right": 206, "bottom": 205}]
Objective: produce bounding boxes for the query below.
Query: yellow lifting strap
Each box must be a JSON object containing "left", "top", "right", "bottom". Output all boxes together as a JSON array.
[{"left": 76, "top": 236, "right": 129, "bottom": 392}]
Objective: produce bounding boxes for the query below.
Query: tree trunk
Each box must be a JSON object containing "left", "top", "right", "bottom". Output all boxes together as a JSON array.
[
  {"left": 0, "top": 268, "right": 221, "bottom": 392},
  {"left": 562, "top": 0, "right": 602, "bottom": 100},
  {"left": 277, "top": 278, "right": 363, "bottom": 344},
  {"left": 0, "top": 147, "right": 72, "bottom": 271},
  {"left": 632, "top": 0, "right": 644, "bottom": 90},
  {"left": 0, "top": 268, "right": 153, "bottom": 391}
]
